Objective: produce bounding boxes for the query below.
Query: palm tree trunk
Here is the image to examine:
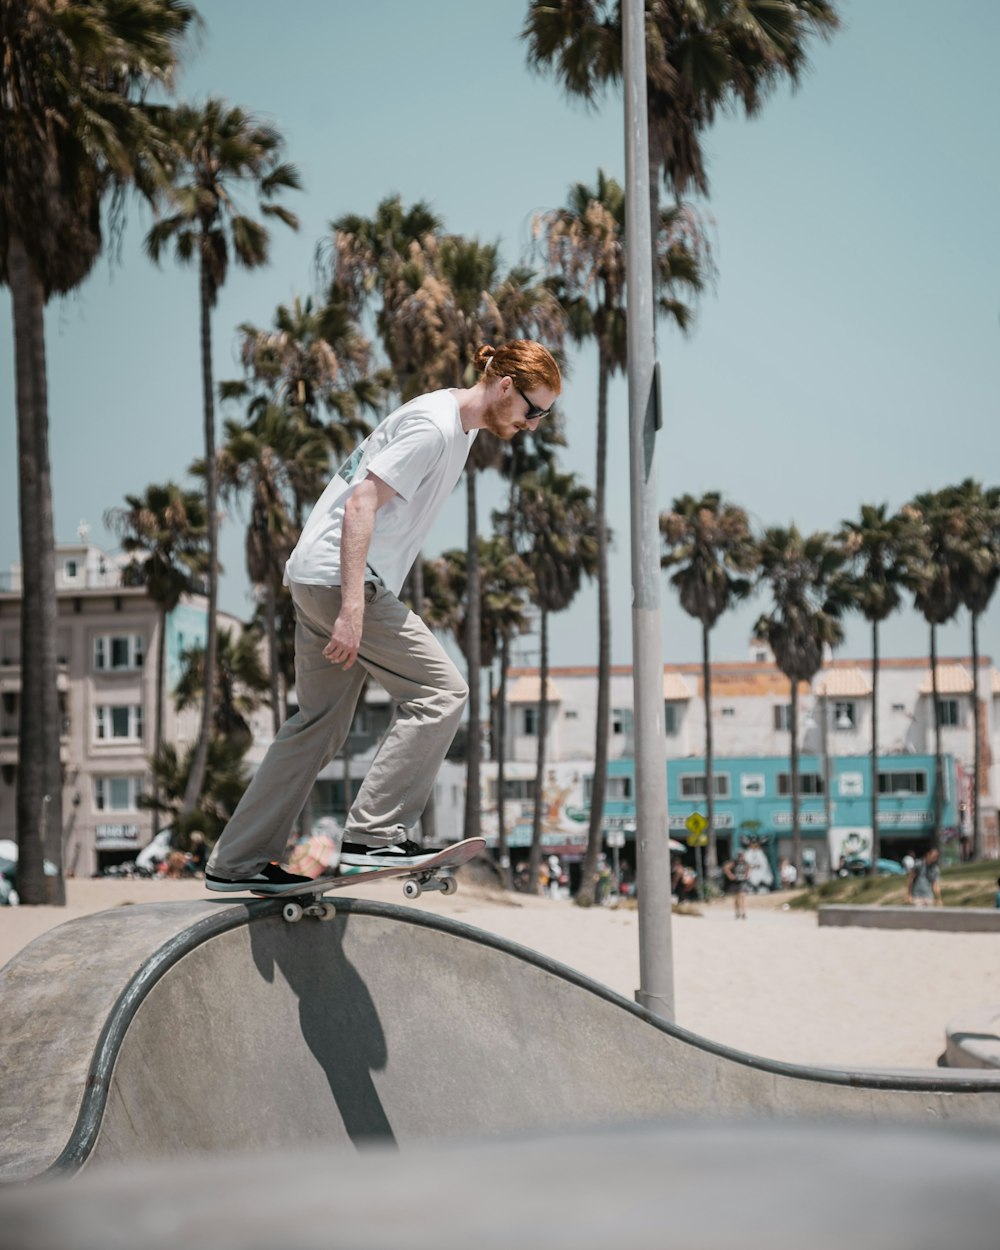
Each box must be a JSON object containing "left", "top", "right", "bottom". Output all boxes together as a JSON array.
[
  {"left": 580, "top": 357, "right": 611, "bottom": 904},
  {"left": 182, "top": 253, "right": 219, "bottom": 816},
  {"left": 930, "top": 624, "right": 942, "bottom": 850},
  {"left": 703, "top": 622, "right": 716, "bottom": 881},
  {"left": 529, "top": 606, "right": 549, "bottom": 892},
  {"left": 527, "top": 602, "right": 550, "bottom": 890},
  {"left": 495, "top": 632, "right": 512, "bottom": 888},
  {"left": 411, "top": 555, "right": 436, "bottom": 845},
  {"left": 870, "top": 620, "right": 880, "bottom": 866},
  {"left": 790, "top": 680, "right": 801, "bottom": 872},
  {"left": 153, "top": 604, "right": 168, "bottom": 836},
  {"left": 266, "top": 581, "right": 280, "bottom": 738},
  {"left": 971, "top": 611, "right": 981, "bottom": 860},
  {"left": 10, "top": 234, "right": 65, "bottom": 904},
  {"left": 463, "top": 468, "right": 482, "bottom": 842}
]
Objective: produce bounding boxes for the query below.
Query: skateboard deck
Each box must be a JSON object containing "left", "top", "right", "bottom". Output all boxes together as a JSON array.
[{"left": 265, "top": 837, "right": 486, "bottom": 923}]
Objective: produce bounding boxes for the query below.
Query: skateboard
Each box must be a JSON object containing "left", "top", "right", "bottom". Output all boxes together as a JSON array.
[{"left": 270, "top": 837, "right": 487, "bottom": 924}]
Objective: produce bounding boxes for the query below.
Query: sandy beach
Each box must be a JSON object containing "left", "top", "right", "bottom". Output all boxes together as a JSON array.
[{"left": 2, "top": 876, "right": 998, "bottom": 1071}]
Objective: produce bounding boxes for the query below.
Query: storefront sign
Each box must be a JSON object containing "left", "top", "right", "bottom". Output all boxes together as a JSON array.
[{"left": 95, "top": 823, "right": 141, "bottom": 845}]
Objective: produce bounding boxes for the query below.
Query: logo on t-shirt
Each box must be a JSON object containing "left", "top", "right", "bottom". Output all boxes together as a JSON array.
[{"left": 336, "top": 441, "right": 369, "bottom": 486}]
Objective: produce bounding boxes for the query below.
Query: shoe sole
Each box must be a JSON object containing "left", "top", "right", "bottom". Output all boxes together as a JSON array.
[
  {"left": 339, "top": 853, "right": 436, "bottom": 870},
  {"left": 205, "top": 879, "right": 314, "bottom": 895}
]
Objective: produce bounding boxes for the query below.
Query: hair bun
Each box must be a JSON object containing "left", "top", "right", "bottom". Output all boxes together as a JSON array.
[{"left": 475, "top": 344, "right": 496, "bottom": 370}]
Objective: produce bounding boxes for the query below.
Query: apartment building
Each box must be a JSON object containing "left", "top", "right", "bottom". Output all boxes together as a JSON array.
[
  {"left": 0, "top": 542, "right": 238, "bottom": 876},
  {"left": 482, "top": 648, "right": 1000, "bottom": 871}
]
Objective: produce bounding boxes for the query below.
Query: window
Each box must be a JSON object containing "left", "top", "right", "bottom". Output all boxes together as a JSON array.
[
  {"left": 586, "top": 774, "right": 633, "bottom": 801},
  {"left": 937, "top": 699, "right": 960, "bottom": 728},
  {"left": 833, "top": 701, "right": 856, "bottom": 730},
  {"left": 64, "top": 559, "right": 79, "bottom": 579},
  {"left": 878, "top": 771, "right": 927, "bottom": 795},
  {"left": 838, "top": 772, "right": 864, "bottom": 797},
  {"left": 497, "top": 778, "right": 535, "bottom": 801},
  {"left": 773, "top": 704, "right": 792, "bottom": 731},
  {"left": 94, "top": 634, "right": 144, "bottom": 672},
  {"left": 523, "top": 707, "right": 538, "bottom": 736},
  {"left": 664, "top": 703, "right": 679, "bottom": 735},
  {"left": 94, "top": 775, "right": 142, "bottom": 812},
  {"left": 720, "top": 707, "right": 736, "bottom": 718},
  {"left": 741, "top": 773, "right": 766, "bottom": 798},
  {"left": 891, "top": 702, "right": 906, "bottom": 714},
  {"left": 777, "top": 772, "right": 825, "bottom": 796},
  {"left": 564, "top": 709, "right": 578, "bottom": 720},
  {"left": 95, "top": 705, "right": 143, "bottom": 742},
  {"left": 612, "top": 708, "right": 633, "bottom": 736},
  {"left": 680, "top": 773, "right": 730, "bottom": 799},
  {"left": 607, "top": 775, "right": 633, "bottom": 800}
]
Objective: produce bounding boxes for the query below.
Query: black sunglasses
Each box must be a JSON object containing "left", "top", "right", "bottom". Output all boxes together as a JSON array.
[{"left": 516, "top": 387, "right": 552, "bottom": 422}]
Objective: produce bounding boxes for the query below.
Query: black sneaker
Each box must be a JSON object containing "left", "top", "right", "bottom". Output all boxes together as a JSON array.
[
  {"left": 205, "top": 863, "right": 317, "bottom": 895},
  {"left": 340, "top": 839, "right": 435, "bottom": 868}
]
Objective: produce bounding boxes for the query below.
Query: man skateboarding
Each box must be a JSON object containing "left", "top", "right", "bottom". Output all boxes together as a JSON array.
[{"left": 206, "top": 340, "right": 561, "bottom": 894}]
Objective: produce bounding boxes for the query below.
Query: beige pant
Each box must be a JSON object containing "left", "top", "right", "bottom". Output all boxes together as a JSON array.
[{"left": 207, "top": 581, "right": 468, "bottom": 877}]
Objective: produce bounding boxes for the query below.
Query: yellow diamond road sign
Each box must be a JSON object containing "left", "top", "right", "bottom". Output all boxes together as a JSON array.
[{"left": 685, "top": 811, "right": 708, "bottom": 846}]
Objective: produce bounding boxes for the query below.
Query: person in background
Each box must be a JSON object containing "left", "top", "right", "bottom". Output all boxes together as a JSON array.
[
  {"left": 907, "top": 847, "right": 942, "bottom": 907},
  {"left": 723, "top": 851, "right": 749, "bottom": 919}
]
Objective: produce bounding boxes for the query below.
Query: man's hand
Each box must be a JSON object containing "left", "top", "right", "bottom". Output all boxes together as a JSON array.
[{"left": 323, "top": 605, "right": 363, "bottom": 669}]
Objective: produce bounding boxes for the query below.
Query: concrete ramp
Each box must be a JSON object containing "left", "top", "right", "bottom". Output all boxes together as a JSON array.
[{"left": 3, "top": 897, "right": 1000, "bottom": 1181}]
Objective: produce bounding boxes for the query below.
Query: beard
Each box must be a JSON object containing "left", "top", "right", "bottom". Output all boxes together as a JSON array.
[{"left": 480, "top": 394, "right": 522, "bottom": 441}]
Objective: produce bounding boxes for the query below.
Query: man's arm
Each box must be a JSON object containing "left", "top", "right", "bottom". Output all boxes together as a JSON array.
[{"left": 322, "top": 474, "right": 397, "bottom": 669}]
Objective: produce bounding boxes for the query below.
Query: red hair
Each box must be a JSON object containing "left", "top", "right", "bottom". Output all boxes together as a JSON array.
[{"left": 475, "top": 340, "right": 561, "bottom": 394}]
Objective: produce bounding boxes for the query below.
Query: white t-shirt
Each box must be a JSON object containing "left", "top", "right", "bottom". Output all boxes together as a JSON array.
[{"left": 284, "top": 390, "right": 476, "bottom": 596}]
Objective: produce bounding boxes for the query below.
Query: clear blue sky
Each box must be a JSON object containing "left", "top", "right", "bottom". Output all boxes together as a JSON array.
[{"left": 2, "top": 0, "right": 998, "bottom": 672}]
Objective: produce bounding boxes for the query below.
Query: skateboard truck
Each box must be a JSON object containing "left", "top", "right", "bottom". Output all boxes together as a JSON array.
[
  {"left": 401, "top": 870, "right": 458, "bottom": 900},
  {"left": 281, "top": 898, "right": 337, "bottom": 924}
]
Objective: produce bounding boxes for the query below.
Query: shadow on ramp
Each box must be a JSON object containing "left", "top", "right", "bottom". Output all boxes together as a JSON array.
[
  {"left": 3, "top": 896, "right": 1000, "bottom": 1182},
  {"left": 249, "top": 911, "right": 396, "bottom": 1147}
]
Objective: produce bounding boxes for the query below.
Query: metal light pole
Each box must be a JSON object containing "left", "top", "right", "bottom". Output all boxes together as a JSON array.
[{"left": 623, "top": 0, "right": 674, "bottom": 1021}]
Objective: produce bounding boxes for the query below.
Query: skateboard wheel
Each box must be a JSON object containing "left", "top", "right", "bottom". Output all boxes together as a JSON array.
[
  {"left": 282, "top": 902, "right": 303, "bottom": 923},
  {"left": 440, "top": 875, "right": 458, "bottom": 896},
  {"left": 402, "top": 879, "right": 422, "bottom": 900},
  {"left": 320, "top": 902, "right": 337, "bottom": 921}
]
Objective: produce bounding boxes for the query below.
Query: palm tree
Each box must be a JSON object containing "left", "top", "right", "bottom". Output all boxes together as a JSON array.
[
  {"left": 324, "top": 195, "right": 446, "bottom": 840},
  {"left": 899, "top": 491, "right": 965, "bottom": 849},
  {"left": 492, "top": 429, "right": 565, "bottom": 884},
  {"left": 144, "top": 735, "right": 251, "bottom": 844},
  {"left": 839, "top": 504, "right": 909, "bottom": 867},
  {"left": 951, "top": 480, "right": 1000, "bottom": 859},
  {"left": 539, "top": 169, "right": 708, "bottom": 902},
  {"left": 516, "top": 467, "right": 599, "bottom": 891},
  {"left": 104, "top": 483, "right": 209, "bottom": 831},
  {"left": 753, "top": 526, "right": 846, "bottom": 872},
  {"left": 233, "top": 293, "right": 377, "bottom": 493},
  {"left": 423, "top": 539, "right": 534, "bottom": 882},
  {"left": 390, "top": 235, "right": 565, "bottom": 844},
  {"left": 325, "top": 194, "right": 444, "bottom": 404},
  {"left": 174, "top": 626, "right": 271, "bottom": 749},
  {"left": 523, "top": 1, "right": 839, "bottom": 213},
  {"left": 144, "top": 98, "right": 300, "bottom": 819},
  {"left": 1, "top": 0, "right": 195, "bottom": 903},
  {"left": 216, "top": 405, "right": 329, "bottom": 733},
  {"left": 660, "top": 492, "right": 755, "bottom": 882}
]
